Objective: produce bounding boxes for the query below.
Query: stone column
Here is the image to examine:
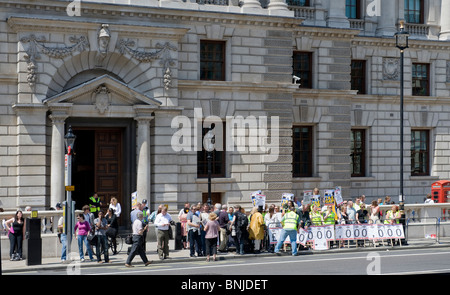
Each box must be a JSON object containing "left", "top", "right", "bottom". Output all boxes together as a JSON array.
[
  {"left": 241, "top": 0, "right": 262, "bottom": 12},
  {"left": 49, "top": 114, "right": 67, "bottom": 208},
  {"left": 375, "top": 0, "right": 397, "bottom": 37},
  {"left": 136, "top": 117, "right": 152, "bottom": 203},
  {"left": 326, "top": 0, "right": 349, "bottom": 28},
  {"left": 267, "top": 0, "right": 291, "bottom": 16},
  {"left": 440, "top": 0, "right": 450, "bottom": 40}
]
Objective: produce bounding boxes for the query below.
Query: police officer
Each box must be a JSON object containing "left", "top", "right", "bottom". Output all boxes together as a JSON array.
[{"left": 274, "top": 206, "right": 300, "bottom": 256}]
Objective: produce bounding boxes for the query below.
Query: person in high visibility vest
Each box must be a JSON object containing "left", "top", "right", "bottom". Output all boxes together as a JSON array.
[
  {"left": 384, "top": 205, "right": 401, "bottom": 224},
  {"left": 89, "top": 193, "right": 102, "bottom": 218},
  {"left": 310, "top": 204, "right": 323, "bottom": 226},
  {"left": 274, "top": 206, "right": 300, "bottom": 256},
  {"left": 323, "top": 205, "right": 335, "bottom": 225}
]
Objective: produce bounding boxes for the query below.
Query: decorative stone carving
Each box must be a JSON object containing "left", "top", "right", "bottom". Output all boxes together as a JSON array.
[
  {"left": 20, "top": 34, "right": 89, "bottom": 87},
  {"left": 163, "top": 68, "right": 172, "bottom": 90},
  {"left": 383, "top": 57, "right": 400, "bottom": 81},
  {"left": 92, "top": 84, "right": 111, "bottom": 114},
  {"left": 96, "top": 24, "right": 111, "bottom": 67},
  {"left": 118, "top": 40, "right": 177, "bottom": 89}
]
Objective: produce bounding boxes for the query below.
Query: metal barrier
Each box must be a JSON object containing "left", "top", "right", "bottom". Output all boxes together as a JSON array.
[
  {"left": 406, "top": 217, "right": 440, "bottom": 244},
  {"left": 0, "top": 210, "right": 82, "bottom": 235}
]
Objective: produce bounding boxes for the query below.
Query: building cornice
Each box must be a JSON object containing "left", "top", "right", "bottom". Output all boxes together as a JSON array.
[
  {"left": 7, "top": 15, "right": 190, "bottom": 39},
  {"left": 1, "top": 0, "right": 303, "bottom": 30}
]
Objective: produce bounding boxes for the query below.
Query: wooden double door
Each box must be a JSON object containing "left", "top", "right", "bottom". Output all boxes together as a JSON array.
[{"left": 73, "top": 128, "right": 123, "bottom": 212}]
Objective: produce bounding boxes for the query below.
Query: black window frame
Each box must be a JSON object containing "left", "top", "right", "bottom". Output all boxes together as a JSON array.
[
  {"left": 292, "top": 125, "right": 313, "bottom": 178},
  {"left": 412, "top": 63, "right": 430, "bottom": 96},
  {"left": 404, "top": 0, "right": 424, "bottom": 24},
  {"left": 351, "top": 129, "right": 366, "bottom": 177},
  {"left": 292, "top": 51, "right": 313, "bottom": 89},
  {"left": 411, "top": 129, "right": 430, "bottom": 176},
  {"left": 200, "top": 40, "right": 226, "bottom": 81},
  {"left": 351, "top": 60, "right": 366, "bottom": 95}
]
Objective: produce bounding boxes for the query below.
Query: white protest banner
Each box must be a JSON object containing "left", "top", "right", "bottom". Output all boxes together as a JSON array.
[
  {"left": 297, "top": 227, "right": 309, "bottom": 246},
  {"left": 335, "top": 224, "right": 354, "bottom": 240},
  {"left": 268, "top": 226, "right": 283, "bottom": 245},
  {"left": 310, "top": 226, "right": 328, "bottom": 250},
  {"left": 251, "top": 190, "right": 262, "bottom": 207},
  {"left": 281, "top": 193, "right": 294, "bottom": 206},
  {"left": 352, "top": 224, "right": 369, "bottom": 240},
  {"left": 334, "top": 186, "right": 343, "bottom": 206},
  {"left": 303, "top": 190, "right": 313, "bottom": 204},
  {"left": 383, "top": 224, "right": 405, "bottom": 239}
]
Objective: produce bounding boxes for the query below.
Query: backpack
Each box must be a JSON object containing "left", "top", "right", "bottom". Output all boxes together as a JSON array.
[{"left": 236, "top": 212, "right": 248, "bottom": 229}]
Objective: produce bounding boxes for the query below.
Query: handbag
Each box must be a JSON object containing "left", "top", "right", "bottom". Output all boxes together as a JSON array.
[
  {"left": 125, "top": 234, "right": 133, "bottom": 245},
  {"left": 87, "top": 229, "right": 97, "bottom": 244}
]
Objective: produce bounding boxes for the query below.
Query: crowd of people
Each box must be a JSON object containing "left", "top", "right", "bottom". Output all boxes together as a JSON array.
[
  {"left": 172, "top": 194, "right": 407, "bottom": 257},
  {"left": 0, "top": 191, "right": 418, "bottom": 262}
]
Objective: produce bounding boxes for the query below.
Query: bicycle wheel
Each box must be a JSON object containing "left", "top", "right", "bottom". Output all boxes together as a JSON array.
[
  {"left": 107, "top": 235, "right": 122, "bottom": 255},
  {"left": 115, "top": 235, "right": 124, "bottom": 254}
]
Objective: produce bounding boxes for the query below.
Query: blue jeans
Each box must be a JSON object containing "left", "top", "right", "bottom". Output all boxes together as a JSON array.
[
  {"left": 60, "top": 233, "right": 67, "bottom": 261},
  {"left": 274, "top": 229, "right": 298, "bottom": 256},
  {"left": 77, "top": 235, "right": 94, "bottom": 260}
]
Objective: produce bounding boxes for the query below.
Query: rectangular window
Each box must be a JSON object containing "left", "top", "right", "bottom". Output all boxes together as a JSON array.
[
  {"left": 351, "top": 129, "right": 366, "bottom": 177},
  {"left": 293, "top": 51, "right": 312, "bottom": 89},
  {"left": 412, "top": 63, "right": 430, "bottom": 96},
  {"left": 346, "top": 0, "right": 360, "bottom": 19},
  {"left": 351, "top": 60, "right": 366, "bottom": 94},
  {"left": 197, "top": 123, "right": 226, "bottom": 178},
  {"left": 405, "top": 0, "right": 424, "bottom": 24},
  {"left": 286, "top": 0, "right": 309, "bottom": 6},
  {"left": 293, "top": 126, "right": 313, "bottom": 177},
  {"left": 411, "top": 129, "right": 430, "bottom": 176},
  {"left": 200, "top": 40, "right": 225, "bottom": 81}
]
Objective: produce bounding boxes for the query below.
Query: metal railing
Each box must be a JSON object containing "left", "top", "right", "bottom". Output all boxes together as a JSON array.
[{"left": 0, "top": 210, "right": 82, "bottom": 236}]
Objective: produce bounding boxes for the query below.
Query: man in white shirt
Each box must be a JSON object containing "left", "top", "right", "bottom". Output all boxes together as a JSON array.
[
  {"left": 125, "top": 211, "right": 151, "bottom": 267},
  {"left": 154, "top": 206, "right": 172, "bottom": 260}
]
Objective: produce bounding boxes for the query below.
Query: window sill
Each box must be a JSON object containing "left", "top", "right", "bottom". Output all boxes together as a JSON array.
[{"left": 195, "top": 177, "right": 236, "bottom": 184}]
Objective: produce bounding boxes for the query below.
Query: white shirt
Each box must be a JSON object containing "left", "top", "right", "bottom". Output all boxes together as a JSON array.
[
  {"left": 109, "top": 203, "right": 121, "bottom": 217},
  {"left": 154, "top": 212, "right": 172, "bottom": 230},
  {"left": 132, "top": 218, "right": 143, "bottom": 235}
]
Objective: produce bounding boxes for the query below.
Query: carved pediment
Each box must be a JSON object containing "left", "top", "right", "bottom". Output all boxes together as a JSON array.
[{"left": 44, "top": 74, "right": 162, "bottom": 110}]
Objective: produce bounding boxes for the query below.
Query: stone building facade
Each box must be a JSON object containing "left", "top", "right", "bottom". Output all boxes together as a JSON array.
[{"left": 0, "top": 0, "right": 449, "bottom": 220}]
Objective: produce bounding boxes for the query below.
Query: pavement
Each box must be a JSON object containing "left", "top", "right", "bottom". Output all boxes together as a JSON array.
[{"left": 2, "top": 237, "right": 450, "bottom": 274}]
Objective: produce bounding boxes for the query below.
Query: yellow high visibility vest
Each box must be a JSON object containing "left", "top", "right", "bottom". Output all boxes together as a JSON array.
[
  {"left": 311, "top": 211, "right": 322, "bottom": 226},
  {"left": 283, "top": 211, "right": 299, "bottom": 230}
]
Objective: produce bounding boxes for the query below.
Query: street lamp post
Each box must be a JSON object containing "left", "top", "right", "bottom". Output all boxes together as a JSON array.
[
  {"left": 395, "top": 21, "right": 409, "bottom": 245},
  {"left": 204, "top": 124, "right": 215, "bottom": 206},
  {"left": 395, "top": 21, "right": 409, "bottom": 203},
  {"left": 64, "top": 125, "right": 76, "bottom": 259}
]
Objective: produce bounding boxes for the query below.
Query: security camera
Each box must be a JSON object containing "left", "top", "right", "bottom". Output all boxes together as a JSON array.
[{"left": 292, "top": 75, "right": 301, "bottom": 84}]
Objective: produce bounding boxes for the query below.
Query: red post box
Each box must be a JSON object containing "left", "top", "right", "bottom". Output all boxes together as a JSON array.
[{"left": 431, "top": 180, "right": 450, "bottom": 203}]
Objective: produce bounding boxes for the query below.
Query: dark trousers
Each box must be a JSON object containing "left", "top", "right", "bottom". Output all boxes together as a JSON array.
[
  {"left": 235, "top": 230, "right": 246, "bottom": 254},
  {"left": 96, "top": 235, "right": 109, "bottom": 262},
  {"left": 126, "top": 235, "right": 148, "bottom": 265},
  {"left": 205, "top": 237, "right": 218, "bottom": 256},
  {"left": 9, "top": 234, "right": 23, "bottom": 258},
  {"left": 188, "top": 230, "right": 202, "bottom": 256}
]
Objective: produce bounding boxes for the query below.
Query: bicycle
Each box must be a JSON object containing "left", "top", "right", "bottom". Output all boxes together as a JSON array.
[{"left": 107, "top": 234, "right": 124, "bottom": 255}]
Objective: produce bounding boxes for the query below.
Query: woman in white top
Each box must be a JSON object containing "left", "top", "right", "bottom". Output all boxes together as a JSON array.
[{"left": 108, "top": 197, "right": 121, "bottom": 217}]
